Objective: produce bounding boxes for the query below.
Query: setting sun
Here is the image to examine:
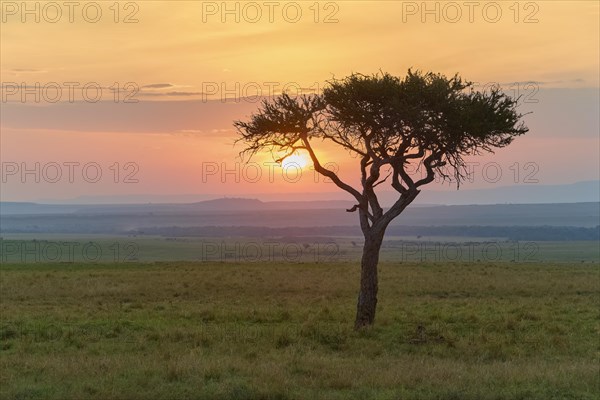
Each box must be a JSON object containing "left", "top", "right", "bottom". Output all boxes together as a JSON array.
[{"left": 281, "top": 153, "right": 309, "bottom": 170}]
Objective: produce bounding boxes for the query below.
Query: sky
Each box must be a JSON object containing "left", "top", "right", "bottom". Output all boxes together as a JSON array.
[{"left": 1, "top": 1, "right": 599, "bottom": 203}]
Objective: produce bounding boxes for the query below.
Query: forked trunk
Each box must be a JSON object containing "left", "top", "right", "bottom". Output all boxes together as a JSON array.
[{"left": 354, "top": 231, "right": 385, "bottom": 329}]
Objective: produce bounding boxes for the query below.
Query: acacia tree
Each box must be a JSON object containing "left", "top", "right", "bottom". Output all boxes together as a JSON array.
[{"left": 234, "top": 71, "right": 528, "bottom": 329}]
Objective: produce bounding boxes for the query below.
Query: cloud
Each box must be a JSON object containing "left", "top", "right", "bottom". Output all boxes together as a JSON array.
[
  {"left": 174, "top": 128, "right": 233, "bottom": 136},
  {"left": 8, "top": 68, "right": 45, "bottom": 73},
  {"left": 140, "top": 91, "right": 205, "bottom": 97},
  {"left": 141, "top": 83, "right": 175, "bottom": 89},
  {"left": 139, "top": 84, "right": 204, "bottom": 97}
]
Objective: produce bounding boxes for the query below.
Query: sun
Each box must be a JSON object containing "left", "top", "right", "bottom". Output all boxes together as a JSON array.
[{"left": 281, "top": 153, "right": 309, "bottom": 169}]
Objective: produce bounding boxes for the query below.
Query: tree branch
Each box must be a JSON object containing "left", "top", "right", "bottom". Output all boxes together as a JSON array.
[{"left": 301, "top": 135, "right": 365, "bottom": 207}]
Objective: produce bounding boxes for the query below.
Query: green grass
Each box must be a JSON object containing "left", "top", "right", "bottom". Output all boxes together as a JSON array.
[
  {"left": 2, "top": 235, "right": 599, "bottom": 263},
  {"left": 1, "top": 261, "right": 598, "bottom": 399}
]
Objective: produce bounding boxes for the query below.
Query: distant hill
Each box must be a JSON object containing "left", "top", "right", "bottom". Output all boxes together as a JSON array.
[
  {"left": 19, "top": 180, "right": 600, "bottom": 206},
  {"left": 0, "top": 198, "right": 356, "bottom": 215}
]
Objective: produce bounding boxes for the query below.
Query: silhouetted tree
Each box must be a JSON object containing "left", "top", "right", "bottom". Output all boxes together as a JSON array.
[{"left": 234, "top": 70, "right": 528, "bottom": 329}]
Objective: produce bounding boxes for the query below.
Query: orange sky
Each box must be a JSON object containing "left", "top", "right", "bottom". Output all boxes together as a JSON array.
[{"left": 1, "top": 1, "right": 599, "bottom": 202}]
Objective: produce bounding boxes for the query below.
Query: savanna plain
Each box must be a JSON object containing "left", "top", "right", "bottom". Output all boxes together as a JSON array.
[{"left": 1, "top": 255, "right": 598, "bottom": 400}]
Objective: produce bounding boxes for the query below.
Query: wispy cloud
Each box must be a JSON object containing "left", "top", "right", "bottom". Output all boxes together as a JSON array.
[
  {"left": 10, "top": 68, "right": 45, "bottom": 73},
  {"left": 141, "top": 83, "right": 175, "bottom": 89},
  {"left": 140, "top": 91, "right": 205, "bottom": 97}
]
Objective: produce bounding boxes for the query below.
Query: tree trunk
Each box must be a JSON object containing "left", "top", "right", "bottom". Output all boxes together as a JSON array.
[{"left": 354, "top": 230, "right": 385, "bottom": 329}]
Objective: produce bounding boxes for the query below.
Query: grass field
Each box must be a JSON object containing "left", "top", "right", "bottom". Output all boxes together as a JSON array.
[
  {"left": 1, "top": 261, "right": 598, "bottom": 399},
  {"left": 2, "top": 235, "right": 599, "bottom": 264}
]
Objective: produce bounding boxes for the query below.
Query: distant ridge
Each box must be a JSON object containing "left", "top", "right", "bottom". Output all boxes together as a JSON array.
[
  {"left": 12, "top": 180, "right": 599, "bottom": 206},
  {"left": 0, "top": 198, "right": 356, "bottom": 215}
]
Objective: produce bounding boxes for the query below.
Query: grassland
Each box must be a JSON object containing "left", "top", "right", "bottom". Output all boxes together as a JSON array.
[
  {"left": 2, "top": 235, "right": 599, "bottom": 264},
  {"left": 1, "top": 261, "right": 598, "bottom": 399}
]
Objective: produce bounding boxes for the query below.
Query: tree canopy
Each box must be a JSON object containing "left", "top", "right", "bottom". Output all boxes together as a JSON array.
[{"left": 235, "top": 70, "right": 528, "bottom": 233}]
